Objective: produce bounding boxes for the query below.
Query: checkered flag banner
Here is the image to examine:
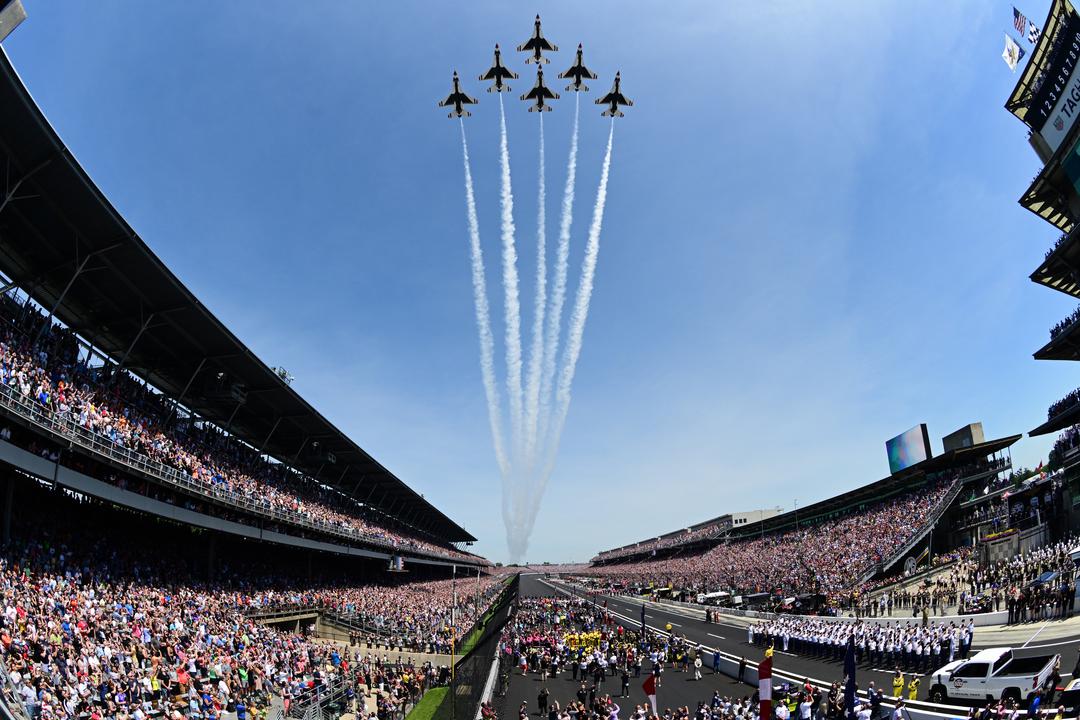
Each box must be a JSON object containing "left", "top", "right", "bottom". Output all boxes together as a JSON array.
[{"left": 1029, "top": 20, "right": 1042, "bottom": 44}]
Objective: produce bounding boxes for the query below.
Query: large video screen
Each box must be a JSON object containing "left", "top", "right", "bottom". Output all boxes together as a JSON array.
[{"left": 886, "top": 424, "right": 931, "bottom": 474}]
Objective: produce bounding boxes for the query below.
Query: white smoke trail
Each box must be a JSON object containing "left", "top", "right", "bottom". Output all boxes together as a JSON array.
[
  {"left": 523, "top": 119, "right": 615, "bottom": 543},
  {"left": 536, "top": 92, "right": 580, "bottom": 465},
  {"left": 497, "top": 94, "right": 525, "bottom": 475},
  {"left": 522, "top": 112, "right": 547, "bottom": 471},
  {"left": 458, "top": 120, "right": 509, "bottom": 480}
]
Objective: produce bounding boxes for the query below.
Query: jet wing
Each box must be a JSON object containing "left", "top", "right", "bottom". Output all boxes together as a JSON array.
[
  {"left": 441, "top": 91, "right": 477, "bottom": 107},
  {"left": 517, "top": 37, "right": 558, "bottom": 53},
  {"left": 596, "top": 92, "right": 631, "bottom": 107}
]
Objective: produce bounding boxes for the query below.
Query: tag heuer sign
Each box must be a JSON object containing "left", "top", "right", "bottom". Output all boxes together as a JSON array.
[
  {"left": 1030, "top": 9, "right": 1080, "bottom": 152},
  {"left": 0, "top": 0, "right": 27, "bottom": 44}
]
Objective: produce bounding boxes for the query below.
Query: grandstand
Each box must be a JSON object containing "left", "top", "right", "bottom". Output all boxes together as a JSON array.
[
  {"left": 0, "top": 42, "right": 513, "bottom": 720},
  {"left": 584, "top": 429, "right": 1040, "bottom": 604},
  {"left": 1004, "top": 0, "right": 1080, "bottom": 536},
  {"left": 0, "top": 47, "right": 482, "bottom": 569},
  {"left": 592, "top": 508, "right": 782, "bottom": 563}
]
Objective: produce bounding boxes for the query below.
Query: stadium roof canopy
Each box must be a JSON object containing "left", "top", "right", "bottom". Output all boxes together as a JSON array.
[
  {"left": 727, "top": 434, "right": 1021, "bottom": 540},
  {"left": 1031, "top": 228, "right": 1080, "bottom": 301},
  {"left": 1033, "top": 315, "right": 1080, "bottom": 361},
  {"left": 1029, "top": 402, "right": 1080, "bottom": 437},
  {"left": 0, "top": 50, "right": 475, "bottom": 544}
]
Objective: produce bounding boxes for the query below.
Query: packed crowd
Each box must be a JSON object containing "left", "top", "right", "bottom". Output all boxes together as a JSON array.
[
  {"left": 594, "top": 524, "right": 728, "bottom": 564},
  {"left": 1047, "top": 388, "right": 1080, "bottom": 421},
  {"left": 0, "top": 296, "right": 476, "bottom": 563},
  {"left": 347, "top": 651, "right": 451, "bottom": 720},
  {"left": 501, "top": 595, "right": 728, "bottom": 720},
  {"left": 584, "top": 480, "right": 957, "bottom": 596},
  {"left": 1050, "top": 427, "right": 1080, "bottom": 467},
  {"left": 1049, "top": 306, "right": 1080, "bottom": 341},
  {"left": 1046, "top": 231, "right": 1070, "bottom": 260},
  {"left": 0, "top": 496, "right": 502, "bottom": 720},
  {"left": 853, "top": 536, "right": 1076, "bottom": 623},
  {"left": 843, "top": 546, "right": 977, "bottom": 615},
  {"left": 324, "top": 575, "right": 505, "bottom": 654}
]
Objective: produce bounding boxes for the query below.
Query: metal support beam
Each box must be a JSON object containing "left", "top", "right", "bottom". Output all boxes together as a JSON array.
[
  {"left": 0, "top": 156, "right": 51, "bottom": 216},
  {"left": 164, "top": 357, "right": 206, "bottom": 425},
  {"left": 33, "top": 254, "right": 91, "bottom": 345},
  {"left": 113, "top": 311, "right": 155, "bottom": 378},
  {"left": 33, "top": 241, "right": 122, "bottom": 346},
  {"left": 224, "top": 400, "right": 243, "bottom": 433},
  {"left": 258, "top": 416, "right": 283, "bottom": 458},
  {"left": 291, "top": 436, "right": 310, "bottom": 465}
]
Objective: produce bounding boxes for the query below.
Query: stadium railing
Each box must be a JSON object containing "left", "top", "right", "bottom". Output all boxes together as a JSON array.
[
  {"left": 0, "top": 661, "right": 33, "bottom": 720},
  {"left": 0, "top": 381, "right": 472, "bottom": 564}
]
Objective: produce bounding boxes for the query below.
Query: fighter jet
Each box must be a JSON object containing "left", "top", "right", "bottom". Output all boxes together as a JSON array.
[
  {"left": 517, "top": 14, "right": 558, "bottom": 64},
  {"left": 479, "top": 44, "right": 519, "bottom": 93},
  {"left": 559, "top": 44, "right": 598, "bottom": 92},
  {"left": 438, "top": 71, "right": 478, "bottom": 118},
  {"left": 521, "top": 68, "right": 559, "bottom": 112},
  {"left": 595, "top": 71, "right": 633, "bottom": 117}
]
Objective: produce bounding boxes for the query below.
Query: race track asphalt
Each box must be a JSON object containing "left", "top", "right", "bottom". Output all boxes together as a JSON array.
[
  {"left": 493, "top": 574, "right": 758, "bottom": 720},
  {"left": 512, "top": 574, "right": 1080, "bottom": 707}
]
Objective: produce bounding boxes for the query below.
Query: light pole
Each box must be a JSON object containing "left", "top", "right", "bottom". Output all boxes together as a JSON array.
[{"left": 795, "top": 500, "right": 799, "bottom": 530}]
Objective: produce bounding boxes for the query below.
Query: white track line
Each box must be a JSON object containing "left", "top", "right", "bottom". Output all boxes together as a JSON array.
[{"left": 1022, "top": 621, "right": 1051, "bottom": 648}]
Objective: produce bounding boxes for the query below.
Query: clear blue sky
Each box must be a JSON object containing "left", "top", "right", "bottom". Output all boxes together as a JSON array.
[{"left": 3, "top": 1, "right": 1073, "bottom": 563}]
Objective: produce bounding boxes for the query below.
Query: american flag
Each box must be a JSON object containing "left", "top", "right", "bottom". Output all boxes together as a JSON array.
[{"left": 1014, "top": 7, "right": 1028, "bottom": 34}]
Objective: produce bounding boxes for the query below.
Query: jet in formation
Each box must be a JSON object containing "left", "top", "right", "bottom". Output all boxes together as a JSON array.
[
  {"left": 479, "top": 44, "right": 519, "bottom": 93},
  {"left": 439, "top": 71, "right": 478, "bottom": 118},
  {"left": 559, "top": 44, "right": 598, "bottom": 92},
  {"left": 596, "top": 72, "right": 633, "bottom": 117},
  {"left": 517, "top": 14, "right": 558, "bottom": 64},
  {"left": 521, "top": 68, "right": 559, "bottom": 112}
]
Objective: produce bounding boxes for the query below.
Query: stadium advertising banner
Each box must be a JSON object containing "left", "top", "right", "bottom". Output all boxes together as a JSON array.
[
  {"left": 1030, "top": 10, "right": 1080, "bottom": 152},
  {"left": 885, "top": 424, "right": 932, "bottom": 475}
]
